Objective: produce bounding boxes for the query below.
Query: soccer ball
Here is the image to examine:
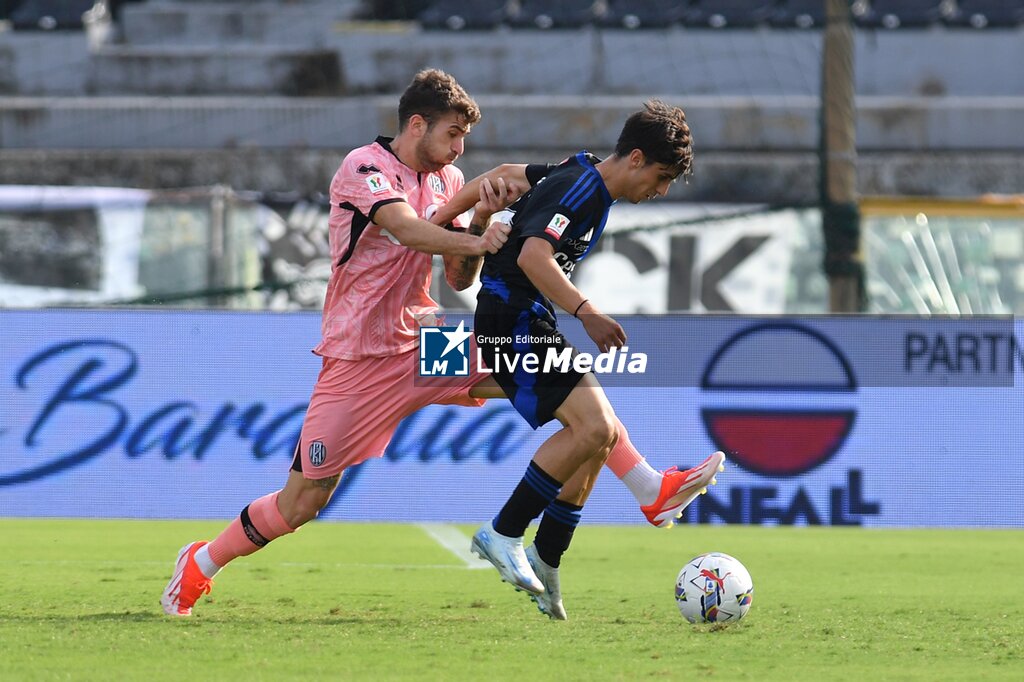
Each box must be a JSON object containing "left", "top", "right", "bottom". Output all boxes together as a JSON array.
[{"left": 675, "top": 552, "right": 754, "bottom": 623}]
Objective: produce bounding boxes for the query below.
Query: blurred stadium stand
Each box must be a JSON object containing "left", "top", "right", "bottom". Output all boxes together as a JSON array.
[
  {"left": 1, "top": 0, "right": 1023, "bottom": 314},
  {"left": 418, "top": 0, "right": 507, "bottom": 31},
  {"left": 5, "top": 0, "right": 1024, "bottom": 32},
  {"left": 856, "top": 0, "right": 949, "bottom": 29},
  {"left": 505, "top": 0, "right": 602, "bottom": 29},
  {"left": 0, "top": 0, "right": 1022, "bottom": 203},
  {"left": 768, "top": 0, "right": 829, "bottom": 28},
  {"left": 945, "top": 0, "right": 1024, "bottom": 28},
  {"left": 8, "top": 0, "right": 93, "bottom": 30},
  {"left": 600, "top": 0, "right": 693, "bottom": 29},
  {"left": 679, "top": 0, "right": 778, "bottom": 29},
  {"left": 357, "top": 0, "right": 432, "bottom": 21}
]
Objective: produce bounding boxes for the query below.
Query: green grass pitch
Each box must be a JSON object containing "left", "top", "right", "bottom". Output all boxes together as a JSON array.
[{"left": 1, "top": 519, "right": 1021, "bottom": 681}]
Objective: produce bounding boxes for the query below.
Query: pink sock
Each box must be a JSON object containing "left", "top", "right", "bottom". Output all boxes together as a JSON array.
[
  {"left": 605, "top": 417, "right": 646, "bottom": 477},
  {"left": 207, "top": 491, "right": 295, "bottom": 568},
  {"left": 606, "top": 418, "right": 664, "bottom": 505}
]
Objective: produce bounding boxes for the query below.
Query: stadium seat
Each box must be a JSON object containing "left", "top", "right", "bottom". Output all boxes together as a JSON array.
[
  {"left": 600, "top": 0, "right": 692, "bottom": 29},
  {"left": 507, "top": 0, "right": 601, "bottom": 29},
  {"left": 768, "top": 0, "right": 827, "bottom": 28},
  {"left": 1, "top": 0, "right": 27, "bottom": 21},
  {"left": 944, "top": 0, "right": 1024, "bottom": 28},
  {"left": 106, "top": 0, "right": 144, "bottom": 23},
  {"left": 770, "top": 1, "right": 875, "bottom": 29},
  {"left": 360, "top": 0, "right": 434, "bottom": 21},
  {"left": 680, "top": 0, "right": 776, "bottom": 29},
  {"left": 418, "top": 0, "right": 507, "bottom": 30},
  {"left": 856, "top": 0, "right": 948, "bottom": 29},
  {"left": 9, "top": 0, "right": 95, "bottom": 29}
]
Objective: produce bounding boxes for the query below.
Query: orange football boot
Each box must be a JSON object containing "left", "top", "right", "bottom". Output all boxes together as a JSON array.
[
  {"left": 641, "top": 451, "right": 726, "bottom": 528},
  {"left": 161, "top": 541, "right": 214, "bottom": 616}
]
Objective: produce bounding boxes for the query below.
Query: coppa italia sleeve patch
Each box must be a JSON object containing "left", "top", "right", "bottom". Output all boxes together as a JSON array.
[
  {"left": 365, "top": 172, "right": 392, "bottom": 194},
  {"left": 544, "top": 213, "right": 570, "bottom": 239}
]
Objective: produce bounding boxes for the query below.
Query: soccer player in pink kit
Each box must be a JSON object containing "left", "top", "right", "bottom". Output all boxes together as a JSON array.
[{"left": 161, "top": 70, "right": 721, "bottom": 618}]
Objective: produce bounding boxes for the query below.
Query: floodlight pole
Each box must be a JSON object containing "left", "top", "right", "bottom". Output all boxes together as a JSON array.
[{"left": 821, "top": 0, "right": 865, "bottom": 312}]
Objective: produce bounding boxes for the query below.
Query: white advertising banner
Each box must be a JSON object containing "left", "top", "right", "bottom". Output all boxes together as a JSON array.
[{"left": 1, "top": 310, "right": 1021, "bottom": 527}]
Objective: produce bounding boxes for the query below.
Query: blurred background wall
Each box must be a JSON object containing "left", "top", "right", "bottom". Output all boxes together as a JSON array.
[
  {"left": 2, "top": 0, "right": 1023, "bottom": 200},
  {"left": 1, "top": 0, "right": 1023, "bottom": 314}
]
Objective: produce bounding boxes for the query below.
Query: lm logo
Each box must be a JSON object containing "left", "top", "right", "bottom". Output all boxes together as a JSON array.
[{"left": 419, "top": 321, "right": 473, "bottom": 377}]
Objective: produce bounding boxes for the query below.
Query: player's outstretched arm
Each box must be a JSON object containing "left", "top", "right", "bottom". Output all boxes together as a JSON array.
[
  {"left": 374, "top": 201, "right": 509, "bottom": 257},
  {"left": 431, "top": 163, "right": 530, "bottom": 228},
  {"left": 518, "top": 237, "right": 626, "bottom": 353}
]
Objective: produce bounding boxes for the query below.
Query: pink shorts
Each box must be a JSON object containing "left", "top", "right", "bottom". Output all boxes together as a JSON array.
[{"left": 292, "top": 344, "right": 486, "bottom": 479}]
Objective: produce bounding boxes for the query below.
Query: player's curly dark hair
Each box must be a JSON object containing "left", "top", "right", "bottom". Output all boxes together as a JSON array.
[
  {"left": 615, "top": 100, "right": 694, "bottom": 178},
  {"left": 398, "top": 69, "right": 481, "bottom": 131}
]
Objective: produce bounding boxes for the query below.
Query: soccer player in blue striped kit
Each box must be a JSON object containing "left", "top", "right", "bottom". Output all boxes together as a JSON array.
[{"left": 465, "top": 101, "right": 726, "bottom": 619}]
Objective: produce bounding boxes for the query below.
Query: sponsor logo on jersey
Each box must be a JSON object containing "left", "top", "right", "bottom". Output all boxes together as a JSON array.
[
  {"left": 356, "top": 164, "right": 382, "bottom": 175},
  {"left": 544, "top": 214, "right": 570, "bottom": 239},
  {"left": 366, "top": 173, "right": 391, "bottom": 194}
]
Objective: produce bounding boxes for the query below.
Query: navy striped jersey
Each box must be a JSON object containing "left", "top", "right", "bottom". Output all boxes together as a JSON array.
[{"left": 480, "top": 151, "right": 612, "bottom": 309}]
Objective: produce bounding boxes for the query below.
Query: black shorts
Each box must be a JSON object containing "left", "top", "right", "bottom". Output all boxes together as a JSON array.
[{"left": 475, "top": 291, "right": 588, "bottom": 429}]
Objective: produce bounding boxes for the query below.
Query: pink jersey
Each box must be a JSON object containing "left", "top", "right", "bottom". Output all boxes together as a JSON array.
[{"left": 314, "top": 136, "right": 468, "bottom": 360}]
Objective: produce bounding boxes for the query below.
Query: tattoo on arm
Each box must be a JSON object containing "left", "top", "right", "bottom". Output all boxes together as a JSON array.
[
  {"left": 311, "top": 474, "right": 340, "bottom": 491},
  {"left": 446, "top": 222, "right": 486, "bottom": 290}
]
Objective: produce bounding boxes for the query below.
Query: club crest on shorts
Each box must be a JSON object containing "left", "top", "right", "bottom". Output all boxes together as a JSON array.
[{"left": 308, "top": 441, "right": 327, "bottom": 467}]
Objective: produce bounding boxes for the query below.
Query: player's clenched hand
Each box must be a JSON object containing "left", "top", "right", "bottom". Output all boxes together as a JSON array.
[
  {"left": 474, "top": 177, "right": 519, "bottom": 223},
  {"left": 478, "top": 220, "right": 511, "bottom": 255},
  {"left": 578, "top": 303, "right": 627, "bottom": 353}
]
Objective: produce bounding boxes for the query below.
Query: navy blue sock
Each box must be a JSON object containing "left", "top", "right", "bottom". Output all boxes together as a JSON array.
[
  {"left": 493, "top": 461, "right": 563, "bottom": 538},
  {"left": 534, "top": 499, "right": 583, "bottom": 568}
]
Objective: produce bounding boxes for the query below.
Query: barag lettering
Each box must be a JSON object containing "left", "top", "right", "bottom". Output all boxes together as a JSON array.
[
  {"left": 2, "top": 339, "right": 529, "bottom": 490},
  {"left": 1, "top": 340, "right": 306, "bottom": 486}
]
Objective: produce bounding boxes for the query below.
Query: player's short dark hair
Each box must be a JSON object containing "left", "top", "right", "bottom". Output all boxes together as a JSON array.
[
  {"left": 615, "top": 100, "right": 694, "bottom": 177},
  {"left": 398, "top": 69, "right": 481, "bottom": 131}
]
